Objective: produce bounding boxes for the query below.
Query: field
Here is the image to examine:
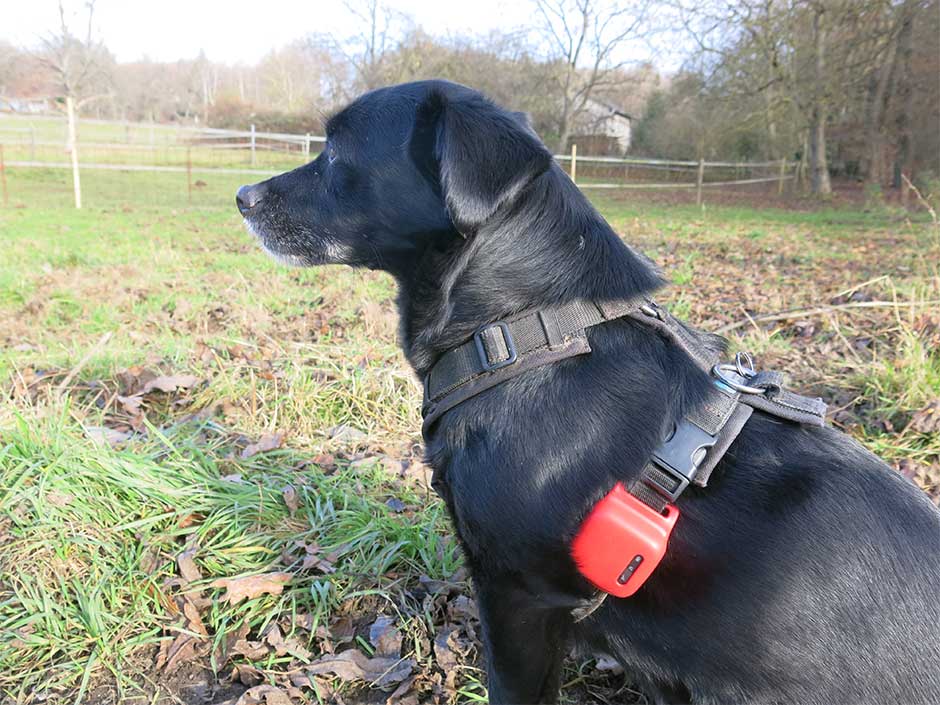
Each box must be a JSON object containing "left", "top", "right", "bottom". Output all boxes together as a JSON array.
[{"left": 1, "top": 167, "right": 938, "bottom": 705}]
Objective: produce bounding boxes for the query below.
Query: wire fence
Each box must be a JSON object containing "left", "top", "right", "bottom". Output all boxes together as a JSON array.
[{"left": 0, "top": 113, "right": 796, "bottom": 210}]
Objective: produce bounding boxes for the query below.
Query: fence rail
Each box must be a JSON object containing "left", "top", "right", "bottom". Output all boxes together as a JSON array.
[{"left": 0, "top": 112, "right": 799, "bottom": 209}]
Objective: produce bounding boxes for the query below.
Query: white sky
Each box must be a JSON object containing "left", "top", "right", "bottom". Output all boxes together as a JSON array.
[{"left": 2, "top": 0, "right": 540, "bottom": 64}]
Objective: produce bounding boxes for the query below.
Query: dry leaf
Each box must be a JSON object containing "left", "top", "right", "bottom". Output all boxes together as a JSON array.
[
  {"left": 177, "top": 546, "right": 202, "bottom": 584},
  {"left": 386, "top": 676, "right": 417, "bottom": 705},
  {"left": 908, "top": 400, "right": 940, "bottom": 434},
  {"left": 142, "top": 374, "right": 201, "bottom": 394},
  {"left": 117, "top": 394, "right": 144, "bottom": 416},
  {"left": 306, "top": 649, "right": 414, "bottom": 689},
  {"left": 45, "top": 490, "right": 74, "bottom": 507},
  {"left": 211, "top": 572, "right": 292, "bottom": 605},
  {"left": 263, "top": 624, "right": 312, "bottom": 661},
  {"left": 369, "top": 615, "right": 402, "bottom": 658},
  {"left": 236, "top": 684, "right": 293, "bottom": 705},
  {"left": 282, "top": 485, "right": 300, "bottom": 514},
  {"left": 328, "top": 424, "right": 367, "bottom": 444},
  {"left": 242, "top": 431, "right": 285, "bottom": 459},
  {"left": 85, "top": 426, "right": 132, "bottom": 446},
  {"left": 231, "top": 662, "right": 264, "bottom": 686},
  {"left": 232, "top": 638, "right": 271, "bottom": 660}
]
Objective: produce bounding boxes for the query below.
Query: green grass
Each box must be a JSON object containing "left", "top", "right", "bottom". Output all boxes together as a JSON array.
[{"left": 1, "top": 167, "right": 938, "bottom": 703}]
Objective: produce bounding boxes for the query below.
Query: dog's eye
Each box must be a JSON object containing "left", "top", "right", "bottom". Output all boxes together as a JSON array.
[{"left": 327, "top": 146, "right": 338, "bottom": 164}]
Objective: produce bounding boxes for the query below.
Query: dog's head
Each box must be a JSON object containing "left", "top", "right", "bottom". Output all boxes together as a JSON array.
[{"left": 236, "top": 81, "right": 552, "bottom": 273}]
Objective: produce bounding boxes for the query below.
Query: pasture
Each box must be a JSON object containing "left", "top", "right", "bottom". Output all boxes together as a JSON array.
[{"left": 1, "top": 168, "right": 938, "bottom": 704}]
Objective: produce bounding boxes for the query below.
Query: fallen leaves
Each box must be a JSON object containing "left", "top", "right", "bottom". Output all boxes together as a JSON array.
[
  {"left": 141, "top": 374, "right": 201, "bottom": 394},
  {"left": 306, "top": 648, "right": 414, "bottom": 689},
  {"left": 241, "top": 431, "right": 285, "bottom": 459},
  {"left": 908, "top": 400, "right": 940, "bottom": 434},
  {"left": 177, "top": 545, "right": 202, "bottom": 584},
  {"left": 210, "top": 572, "right": 292, "bottom": 605}
]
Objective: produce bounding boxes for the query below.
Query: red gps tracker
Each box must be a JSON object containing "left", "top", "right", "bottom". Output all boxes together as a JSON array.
[{"left": 571, "top": 482, "right": 679, "bottom": 597}]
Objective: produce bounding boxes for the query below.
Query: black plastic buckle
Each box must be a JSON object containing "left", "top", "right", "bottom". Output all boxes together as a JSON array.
[
  {"left": 474, "top": 322, "right": 518, "bottom": 371},
  {"left": 647, "top": 420, "right": 718, "bottom": 501}
]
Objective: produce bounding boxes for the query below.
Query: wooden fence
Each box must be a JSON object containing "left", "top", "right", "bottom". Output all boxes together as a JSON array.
[{"left": 0, "top": 113, "right": 796, "bottom": 209}]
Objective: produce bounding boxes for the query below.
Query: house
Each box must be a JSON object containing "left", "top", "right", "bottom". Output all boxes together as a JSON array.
[
  {"left": 0, "top": 96, "right": 51, "bottom": 114},
  {"left": 572, "top": 98, "right": 634, "bottom": 154}
]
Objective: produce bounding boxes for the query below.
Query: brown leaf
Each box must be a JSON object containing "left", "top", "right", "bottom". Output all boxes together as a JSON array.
[
  {"left": 301, "top": 550, "right": 336, "bottom": 575},
  {"left": 231, "top": 665, "right": 264, "bottom": 687},
  {"left": 117, "top": 394, "right": 144, "bottom": 416},
  {"left": 306, "top": 649, "right": 414, "bottom": 689},
  {"left": 386, "top": 676, "right": 417, "bottom": 705},
  {"left": 231, "top": 639, "right": 271, "bottom": 661},
  {"left": 177, "top": 546, "right": 202, "bottom": 584},
  {"left": 210, "top": 572, "right": 292, "bottom": 605},
  {"left": 908, "top": 400, "right": 940, "bottom": 434},
  {"left": 142, "top": 374, "right": 201, "bottom": 394},
  {"left": 369, "top": 615, "right": 402, "bottom": 659},
  {"left": 85, "top": 426, "right": 132, "bottom": 446},
  {"left": 45, "top": 490, "right": 74, "bottom": 508},
  {"left": 282, "top": 485, "right": 300, "bottom": 514},
  {"left": 160, "top": 598, "right": 209, "bottom": 672},
  {"left": 328, "top": 424, "right": 368, "bottom": 444},
  {"left": 263, "top": 623, "right": 312, "bottom": 661},
  {"left": 236, "top": 685, "right": 294, "bottom": 705},
  {"left": 241, "top": 431, "right": 285, "bottom": 459}
]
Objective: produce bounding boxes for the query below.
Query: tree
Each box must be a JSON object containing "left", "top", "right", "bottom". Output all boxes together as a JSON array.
[
  {"left": 533, "top": 0, "right": 654, "bottom": 151},
  {"left": 36, "top": 0, "right": 113, "bottom": 208}
]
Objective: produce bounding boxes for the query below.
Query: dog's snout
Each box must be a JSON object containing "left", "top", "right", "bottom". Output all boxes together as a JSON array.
[{"left": 236, "top": 184, "right": 265, "bottom": 215}]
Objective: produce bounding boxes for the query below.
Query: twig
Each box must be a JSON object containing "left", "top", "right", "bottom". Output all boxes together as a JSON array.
[
  {"left": 714, "top": 300, "right": 940, "bottom": 335},
  {"left": 56, "top": 331, "right": 113, "bottom": 395},
  {"left": 901, "top": 173, "right": 939, "bottom": 228},
  {"left": 833, "top": 275, "right": 889, "bottom": 300}
]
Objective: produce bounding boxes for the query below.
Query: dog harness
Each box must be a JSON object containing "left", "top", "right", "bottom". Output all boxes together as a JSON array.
[{"left": 421, "top": 297, "right": 827, "bottom": 598}]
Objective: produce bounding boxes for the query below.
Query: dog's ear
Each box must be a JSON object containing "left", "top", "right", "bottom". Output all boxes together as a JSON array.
[{"left": 416, "top": 87, "right": 553, "bottom": 235}]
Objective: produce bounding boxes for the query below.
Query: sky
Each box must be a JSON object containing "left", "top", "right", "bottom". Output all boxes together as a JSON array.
[{"left": 2, "top": 0, "right": 540, "bottom": 64}]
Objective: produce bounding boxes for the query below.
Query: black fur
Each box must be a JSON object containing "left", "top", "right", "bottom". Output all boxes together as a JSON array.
[{"left": 237, "top": 80, "right": 940, "bottom": 705}]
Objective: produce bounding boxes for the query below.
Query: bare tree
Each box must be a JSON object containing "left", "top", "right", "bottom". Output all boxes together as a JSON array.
[
  {"left": 321, "top": 0, "right": 412, "bottom": 94},
  {"left": 533, "top": 0, "right": 653, "bottom": 152},
  {"left": 36, "top": 0, "right": 112, "bottom": 208}
]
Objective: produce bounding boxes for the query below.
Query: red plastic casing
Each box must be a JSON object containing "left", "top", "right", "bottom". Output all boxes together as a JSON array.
[{"left": 571, "top": 482, "right": 679, "bottom": 597}]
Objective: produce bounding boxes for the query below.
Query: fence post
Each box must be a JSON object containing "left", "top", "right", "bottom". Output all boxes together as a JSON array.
[
  {"left": 696, "top": 157, "right": 705, "bottom": 206},
  {"left": 570, "top": 143, "right": 577, "bottom": 184},
  {"left": 29, "top": 125, "right": 36, "bottom": 162},
  {"left": 66, "top": 95, "right": 82, "bottom": 209},
  {"left": 187, "top": 146, "right": 192, "bottom": 204},
  {"left": 304, "top": 133, "right": 310, "bottom": 158},
  {"left": 0, "top": 144, "right": 7, "bottom": 207},
  {"left": 777, "top": 158, "right": 787, "bottom": 195},
  {"left": 250, "top": 124, "right": 256, "bottom": 167}
]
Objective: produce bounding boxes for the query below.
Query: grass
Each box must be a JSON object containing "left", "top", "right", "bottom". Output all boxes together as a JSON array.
[{"left": 1, "top": 168, "right": 938, "bottom": 703}]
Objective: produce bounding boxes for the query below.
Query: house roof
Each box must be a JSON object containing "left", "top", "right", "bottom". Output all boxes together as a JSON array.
[{"left": 586, "top": 97, "right": 634, "bottom": 121}]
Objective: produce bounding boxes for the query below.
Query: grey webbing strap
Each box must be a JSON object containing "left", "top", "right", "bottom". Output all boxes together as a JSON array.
[
  {"left": 631, "top": 302, "right": 721, "bottom": 372},
  {"left": 717, "top": 367, "right": 827, "bottom": 427},
  {"left": 628, "top": 382, "right": 747, "bottom": 511},
  {"left": 422, "top": 298, "right": 645, "bottom": 436}
]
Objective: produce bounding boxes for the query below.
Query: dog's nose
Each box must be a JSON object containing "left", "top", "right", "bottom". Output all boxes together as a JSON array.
[{"left": 236, "top": 184, "right": 265, "bottom": 214}]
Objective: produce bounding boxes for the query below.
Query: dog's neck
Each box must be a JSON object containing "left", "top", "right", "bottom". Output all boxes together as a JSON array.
[{"left": 395, "top": 165, "right": 664, "bottom": 376}]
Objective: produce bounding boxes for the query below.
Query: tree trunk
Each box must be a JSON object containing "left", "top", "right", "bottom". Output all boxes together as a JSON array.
[
  {"left": 810, "top": 5, "right": 832, "bottom": 196},
  {"left": 862, "top": 19, "right": 899, "bottom": 186},
  {"left": 894, "top": 1, "right": 914, "bottom": 205},
  {"left": 555, "top": 94, "right": 572, "bottom": 154}
]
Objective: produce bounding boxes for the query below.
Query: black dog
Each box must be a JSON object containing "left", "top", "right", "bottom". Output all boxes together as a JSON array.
[{"left": 237, "top": 80, "right": 940, "bottom": 704}]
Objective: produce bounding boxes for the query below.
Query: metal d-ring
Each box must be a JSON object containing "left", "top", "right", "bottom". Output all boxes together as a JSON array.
[{"left": 712, "top": 360, "right": 765, "bottom": 395}]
